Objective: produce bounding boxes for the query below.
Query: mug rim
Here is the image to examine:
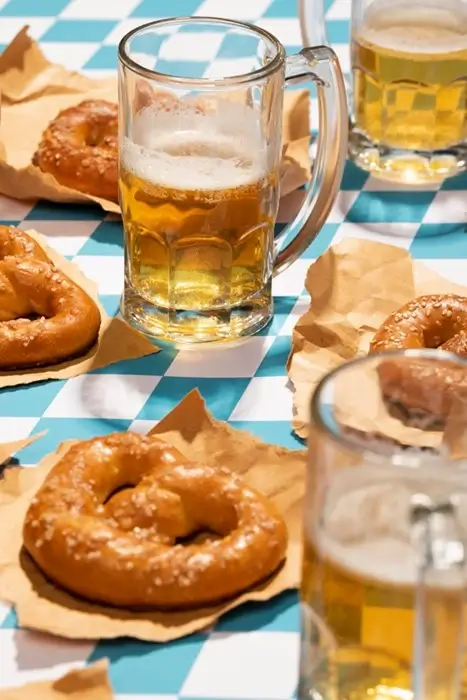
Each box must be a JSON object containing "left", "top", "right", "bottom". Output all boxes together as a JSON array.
[
  {"left": 309, "top": 347, "right": 467, "bottom": 469},
  {"left": 118, "top": 16, "right": 286, "bottom": 87}
]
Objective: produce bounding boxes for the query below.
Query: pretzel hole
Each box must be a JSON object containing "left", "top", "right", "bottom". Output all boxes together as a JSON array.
[
  {"left": 103, "top": 483, "right": 135, "bottom": 505},
  {"left": 176, "top": 530, "right": 220, "bottom": 546},
  {"left": 85, "top": 124, "right": 109, "bottom": 148},
  {"left": 386, "top": 397, "right": 445, "bottom": 431}
]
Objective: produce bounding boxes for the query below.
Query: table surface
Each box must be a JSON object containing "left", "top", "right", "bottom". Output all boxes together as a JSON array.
[{"left": 0, "top": 0, "right": 466, "bottom": 698}]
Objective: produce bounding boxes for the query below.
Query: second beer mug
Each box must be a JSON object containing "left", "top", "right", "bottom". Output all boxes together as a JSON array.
[
  {"left": 300, "top": 0, "right": 467, "bottom": 184},
  {"left": 300, "top": 350, "right": 467, "bottom": 700},
  {"left": 351, "top": 0, "right": 467, "bottom": 183},
  {"left": 118, "top": 17, "right": 347, "bottom": 342}
]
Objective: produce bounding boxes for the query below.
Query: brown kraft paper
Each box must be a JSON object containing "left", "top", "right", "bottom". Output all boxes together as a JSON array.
[
  {"left": 0, "top": 660, "right": 113, "bottom": 700},
  {"left": 0, "top": 389, "right": 306, "bottom": 642},
  {"left": 0, "top": 433, "right": 45, "bottom": 466},
  {"left": 0, "top": 433, "right": 48, "bottom": 506},
  {"left": 287, "top": 237, "right": 467, "bottom": 446},
  {"left": 0, "top": 228, "right": 158, "bottom": 388},
  {"left": 0, "top": 27, "right": 311, "bottom": 213}
]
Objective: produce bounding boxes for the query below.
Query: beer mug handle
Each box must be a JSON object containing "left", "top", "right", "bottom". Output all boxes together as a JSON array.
[
  {"left": 410, "top": 494, "right": 466, "bottom": 700},
  {"left": 274, "top": 46, "right": 348, "bottom": 276}
]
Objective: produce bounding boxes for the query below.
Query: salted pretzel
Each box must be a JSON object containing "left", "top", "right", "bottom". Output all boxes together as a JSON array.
[
  {"left": 0, "top": 225, "right": 49, "bottom": 263},
  {"left": 32, "top": 100, "right": 118, "bottom": 201},
  {"left": 370, "top": 294, "right": 467, "bottom": 420},
  {"left": 0, "top": 226, "right": 101, "bottom": 369},
  {"left": 23, "top": 432, "right": 288, "bottom": 609}
]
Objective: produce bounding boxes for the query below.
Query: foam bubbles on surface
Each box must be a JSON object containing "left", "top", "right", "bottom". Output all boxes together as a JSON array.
[
  {"left": 359, "top": 0, "right": 467, "bottom": 54},
  {"left": 122, "top": 98, "right": 268, "bottom": 192},
  {"left": 319, "top": 479, "right": 417, "bottom": 587},
  {"left": 310, "top": 464, "right": 467, "bottom": 589}
]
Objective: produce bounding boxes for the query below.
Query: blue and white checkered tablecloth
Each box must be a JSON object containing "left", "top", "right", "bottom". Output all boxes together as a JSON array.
[{"left": 0, "top": 0, "right": 466, "bottom": 698}]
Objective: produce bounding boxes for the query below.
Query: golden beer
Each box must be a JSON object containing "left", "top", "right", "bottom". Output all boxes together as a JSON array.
[
  {"left": 120, "top": 100, "right": 279, "bottom": 339},
  {"left": 300, "top": 483, "right": 466, "bottom": 700},
  {"left": 120, "top": 166, "right": 277, "bottom": 312},
  {"left": 352, "top": 0, "right": 467, "bottom": 151},
  {"left": 349, "top": 0, "right": 467, "bottom": 182},
  {"left": 300, "top": 353, "right": 467, "bottom": 700}
]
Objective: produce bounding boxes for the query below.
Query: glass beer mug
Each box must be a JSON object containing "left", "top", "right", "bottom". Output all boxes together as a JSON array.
[
  {"left": 118, "top": 17, "right": 347, "bottom": 343},
  {"left": 299, "top": 349, "right": 467, "bottom": 700},
  {"left": 299, "top": 0, "right": 467, "bottom": 184}
]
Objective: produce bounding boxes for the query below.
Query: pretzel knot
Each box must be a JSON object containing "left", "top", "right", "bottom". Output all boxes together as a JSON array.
[
  {"left": 0, "top": 226, "right": 101, "bottom": 369},
  {"left": 23, "top": 433, "right": 288, "bottom": 609}
]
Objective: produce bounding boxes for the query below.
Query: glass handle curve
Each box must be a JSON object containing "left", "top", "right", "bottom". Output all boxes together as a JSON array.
[
  {"left": 274, "top": 46, "right": 348, "bottom": 276},
  {"left": 298, "top": 0, "right": 328, "bottom": 47},
  {"left": 410, "top": 494, "right": 465, "bottom": 700}
]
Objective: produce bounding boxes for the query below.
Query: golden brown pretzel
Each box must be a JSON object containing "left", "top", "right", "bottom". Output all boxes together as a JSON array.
[
  {"left": 0, "top": 226, "right": 47, "bottom": 322},
  {"left": 370, "top": 295, "right": 467, "bottom": 355},
  {"left": 0, "top": 224, "right": 49, "bottom": 263},
  {"left": 32, "top": 100, "right": 118, "bottom": 201},
  {"left": 23, "top": 432, "right": 288, "bottom": 609},
  {"left": 370, "top": 294, "right": 467, "bottom": 420},
  {"left": 0, "top": 247, "right": 101, "bottom": 369}
]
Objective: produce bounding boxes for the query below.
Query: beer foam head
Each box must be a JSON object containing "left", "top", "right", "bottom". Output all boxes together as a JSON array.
[
  {"left": 314, "top": 478, "right": 418, "bottom": 586},
  {"left": 122, "top": 98, "right": 269, "bottom": 191},
  {"left": 359, "top": 0, "right": 467, "bottom": 53},
  {"left": 309, "top": 465, "right": 467, "bottom": 588}
]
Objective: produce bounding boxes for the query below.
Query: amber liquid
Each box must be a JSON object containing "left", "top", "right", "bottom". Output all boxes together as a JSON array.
[
  {"left": 120, "top": 101, "right": 280, "bottom": 342},
  {"left": 352, "top": 0, "right": 467, "bottom": 152},
  {"left": 299, "top": 534, "right": 465, "bottom": 700},
  {"left": 120, "top": 164, "right": 277, "bottom": 313}
]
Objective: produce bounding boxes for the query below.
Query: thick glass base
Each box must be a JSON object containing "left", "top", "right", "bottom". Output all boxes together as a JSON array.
[
  {"left": 298, "top": 646, "right": 412, "bottom": 700},
  {"left": 348, "top": 129, "right": 467, "bottom": 185},
  {"left": 121, "top": 281, "right": 273, "bottom": 344}
]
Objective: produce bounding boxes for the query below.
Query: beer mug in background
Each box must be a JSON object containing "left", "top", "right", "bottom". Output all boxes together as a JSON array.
[
  {"left": 300, "top": 350, "right": 467, "bottom": 700},
  {"left": 118, "top": 18, "right": 347, "bottom": 343},
  {"left": 299, "top": 0, "right": 467, "bottom": 184},
  {"left": 350, "top": 0, "right": 467, "bottom": 183}
]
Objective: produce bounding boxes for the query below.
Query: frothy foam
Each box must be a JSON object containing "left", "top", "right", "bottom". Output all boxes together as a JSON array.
[
  {"left": 122, "top": 99, "right": 268, "bottom": 192},
  {"left": 308, "top": 465, "right": 467, "bottom": 589},
  {"left": 359, "top": 0, "right": 467, "bottom": 54}
]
